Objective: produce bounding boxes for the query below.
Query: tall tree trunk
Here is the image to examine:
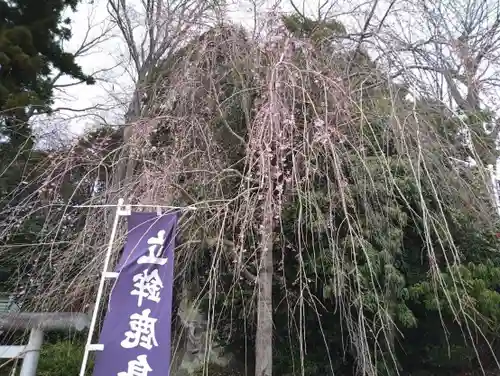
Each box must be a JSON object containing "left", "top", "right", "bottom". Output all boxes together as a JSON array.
[{"left": 255, "top": 200, "right": 274, "bottom": 376}]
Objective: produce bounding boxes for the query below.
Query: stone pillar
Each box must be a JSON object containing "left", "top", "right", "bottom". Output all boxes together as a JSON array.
[{"left": 19, "top": 328, "right": 44, "bottom": 376}]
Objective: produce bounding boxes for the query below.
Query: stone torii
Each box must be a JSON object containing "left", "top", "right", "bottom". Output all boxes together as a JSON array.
[{"left": 0, "top": 312, "right": 90, "bottom": 376}]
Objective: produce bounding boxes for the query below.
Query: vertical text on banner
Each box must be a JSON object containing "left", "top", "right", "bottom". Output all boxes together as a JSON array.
[{"left": 92, "top": 211, "right": 177, "bottom": 376}]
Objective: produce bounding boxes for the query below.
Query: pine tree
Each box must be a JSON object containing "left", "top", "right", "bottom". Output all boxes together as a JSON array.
[{"left": 0, "top": 0, "right": 94, "bottom": 149}]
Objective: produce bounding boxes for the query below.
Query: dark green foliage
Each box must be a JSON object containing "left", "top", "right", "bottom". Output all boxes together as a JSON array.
[
  {"left": 37, "top": 340, "right": 92, "bottom": 376},
  {"left": 282, "top": 13, "right": 346, "bottom": 43},
  {"left": 0, "top": 0, "right": 94, "bottom": 148}
]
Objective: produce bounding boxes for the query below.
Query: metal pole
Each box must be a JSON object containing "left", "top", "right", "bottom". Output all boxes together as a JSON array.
[
  {"left": 79, "top": 198, "right": 128, "bottom": 376},
  {"left": 19, "top": 328, "right": 43, "bottom": 376}
]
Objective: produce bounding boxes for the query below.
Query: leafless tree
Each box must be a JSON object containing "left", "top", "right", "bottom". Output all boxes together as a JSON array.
[
  {"left": 380, "top": 0, "right": 500, "bottom": 114},
  {"left": 106, "top": 0, "right": 222, "bottom": 192}
]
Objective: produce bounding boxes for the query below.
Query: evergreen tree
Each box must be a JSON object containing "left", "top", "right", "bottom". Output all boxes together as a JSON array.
[{"left": 0, "top": 0, "right": 94, "bottom": 149}]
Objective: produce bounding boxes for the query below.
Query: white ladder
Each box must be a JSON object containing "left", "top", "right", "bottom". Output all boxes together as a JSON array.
[{"left": 79, "top": 198, "right": 131, "bottom": 376}]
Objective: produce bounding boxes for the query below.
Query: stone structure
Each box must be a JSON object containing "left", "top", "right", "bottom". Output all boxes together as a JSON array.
[
  {"left": 174, "top": 296, "right": 230, "bottom": 375},
  {"left": 0, "top": 312, "right": 90, "bottom": 376}
]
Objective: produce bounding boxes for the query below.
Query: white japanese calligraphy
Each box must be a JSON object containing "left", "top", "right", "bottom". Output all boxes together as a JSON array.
[
  {"left": 138, "top": 230, "right": 168, "bottom": 265},
  {"left": 131, "top": 269, "right": 164, "bottom": 307},
  {"left": 117, "top": 354, "right": 152, "bottom": 376},
  {"left": 121, "top": 309, "right": 159, "bottom": 350}
]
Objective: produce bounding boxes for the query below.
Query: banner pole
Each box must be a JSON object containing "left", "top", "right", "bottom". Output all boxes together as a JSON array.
[{"left": 79, "top": 198, "right": 130, "bottom": 376}]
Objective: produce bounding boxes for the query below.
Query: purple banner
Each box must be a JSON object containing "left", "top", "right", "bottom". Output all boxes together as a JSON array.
[{"left": 93, "top": 211, "right": 177, "bottom": 376}]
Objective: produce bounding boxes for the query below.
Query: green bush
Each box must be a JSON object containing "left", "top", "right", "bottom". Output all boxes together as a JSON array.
[{"left": 37, "top": 340, "right": 92, "bottom": 376}]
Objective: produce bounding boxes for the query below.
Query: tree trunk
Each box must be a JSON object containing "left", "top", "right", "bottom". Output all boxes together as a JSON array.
[{"left": 255, "top": 205, "right": 274, "bottom": 376}]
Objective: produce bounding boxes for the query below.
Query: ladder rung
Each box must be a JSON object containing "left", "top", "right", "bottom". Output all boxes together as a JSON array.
[
  {"left": 87, "top": 344, "right": 104, "bottom": 351},
  {"left": 103, "top": 272, "right": 119, "bottom": 278}
]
